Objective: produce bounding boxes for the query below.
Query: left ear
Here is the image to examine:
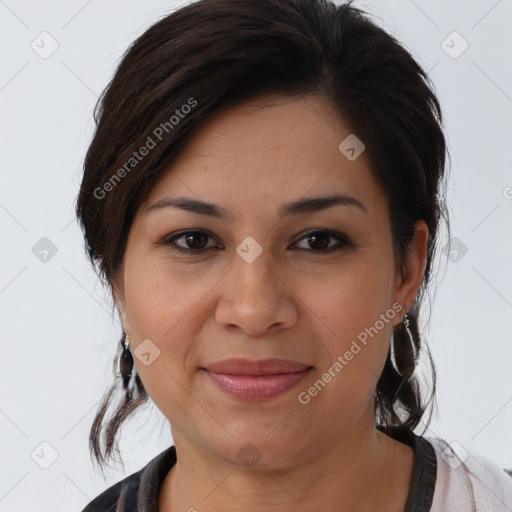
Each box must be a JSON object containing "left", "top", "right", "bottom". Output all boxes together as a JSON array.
[{"left": 393, "top": 220, "right": 429, "bottom": 320}]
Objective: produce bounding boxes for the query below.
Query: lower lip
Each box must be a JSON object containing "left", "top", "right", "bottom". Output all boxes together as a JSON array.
[{"left": 202, "top": 368, "right": 312, "bottom": 400}]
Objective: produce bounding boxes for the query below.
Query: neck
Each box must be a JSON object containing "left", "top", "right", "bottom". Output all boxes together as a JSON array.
[{"left": 159, "top": 421, "right": 414, "bottom": 512}]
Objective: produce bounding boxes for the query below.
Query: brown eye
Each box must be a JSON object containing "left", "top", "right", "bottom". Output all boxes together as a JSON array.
[
  {"left": 161, "top": 230, "right": 220, "bottom": 254},
  {"left": 159, "top": 229, "right": 353, "bottom": 255},
  {"left": 293, "top": 230, "right": 352, "bottom": 252},
  {"left": 181, "top": 232, "right": 210, "bottom": 250}
]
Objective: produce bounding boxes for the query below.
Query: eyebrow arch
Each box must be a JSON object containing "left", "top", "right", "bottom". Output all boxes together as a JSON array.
[{"left": 145, "top": 194, "right": 368, "bottom": 219}]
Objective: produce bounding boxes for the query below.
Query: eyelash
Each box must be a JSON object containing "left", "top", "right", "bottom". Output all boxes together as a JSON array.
[{"left": 158, "top": 229, "right": 354, "bottom": 255}]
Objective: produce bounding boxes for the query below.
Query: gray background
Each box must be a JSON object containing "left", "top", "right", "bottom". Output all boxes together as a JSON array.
[{"left": 1, "top": 0, "right": 511, "bottom": 510}]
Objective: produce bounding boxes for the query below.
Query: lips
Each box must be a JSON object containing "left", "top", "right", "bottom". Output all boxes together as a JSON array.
[
  {"left": 204, "top": 358, "right": 310, "bottom": 375},
  {"left": 200, "top": 358, "right": 313, "bottom": 400}
]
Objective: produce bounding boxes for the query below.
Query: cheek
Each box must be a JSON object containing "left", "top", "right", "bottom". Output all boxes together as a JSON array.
[
  {"left": 304, "top": 255, "right": 394, "bottom": 403},
  {"left": 310, "top": 256, "right": 394, "bottom": 338},
  {"left": 124, "top": 256, "right": 205, "bottom": 337},
  {"left": 121, "top": 261, "right": 199, "bottom": 391},
  {"left": 302, "top": 302, "right": 392, "bottom": 431}
]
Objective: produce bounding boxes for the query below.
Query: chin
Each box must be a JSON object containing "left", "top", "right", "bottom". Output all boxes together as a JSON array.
[{"left": 207, "top": 421, "right": 310, "bottom": 470}]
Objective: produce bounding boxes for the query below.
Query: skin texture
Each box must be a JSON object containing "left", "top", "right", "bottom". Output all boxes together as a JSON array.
[{"left": 114, "top": 94, "right": 428, "bottom": 511}]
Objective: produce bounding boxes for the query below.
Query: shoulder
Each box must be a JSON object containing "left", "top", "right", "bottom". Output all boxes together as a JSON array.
[
  {"left": 80, "top": 445, "right": 177, "bottom": 512},
  {"left": 426, "top": 436, "right": 512, "bottom": 511},
  {"left": 80, "top": 470, "right": 141, "bottom": 512}
]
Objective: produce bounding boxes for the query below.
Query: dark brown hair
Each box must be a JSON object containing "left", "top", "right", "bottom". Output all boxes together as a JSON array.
[{"left": 76, "top": 0, "right": 450, "bottom": 474}]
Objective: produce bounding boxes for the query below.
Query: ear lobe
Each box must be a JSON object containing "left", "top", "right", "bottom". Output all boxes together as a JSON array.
[{"left": 116, "top": 301, "right": 134, "bottom": 335}]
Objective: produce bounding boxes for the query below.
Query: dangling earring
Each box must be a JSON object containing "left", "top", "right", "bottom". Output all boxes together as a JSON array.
[
  {"left": 391, "top": 313, "right": 416, "bottom": 379},
  {"left": 119, "top": 333, "right": 134, "bottom": 400}
]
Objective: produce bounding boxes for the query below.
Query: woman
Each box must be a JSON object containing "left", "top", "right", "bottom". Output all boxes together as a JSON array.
[{"left": 76, "top": 0, "right": 512, "bottom": 510}]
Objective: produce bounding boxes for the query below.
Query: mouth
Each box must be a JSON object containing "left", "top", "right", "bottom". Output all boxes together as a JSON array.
[
  {"left": 199, "top": 358, "right": 314, "bottom": 400},
  {"left": 203, "top": 357, "right": 311, "bottom": 375}
]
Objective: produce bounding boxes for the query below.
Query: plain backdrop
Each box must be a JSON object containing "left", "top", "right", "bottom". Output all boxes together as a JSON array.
[{"left": 1, "top": 0, "right": 511, "bottom": 510}]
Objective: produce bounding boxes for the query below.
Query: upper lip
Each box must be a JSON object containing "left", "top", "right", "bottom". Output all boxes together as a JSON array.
[{"left": 202, "top": 358, "right": 312, "bottom": 376}]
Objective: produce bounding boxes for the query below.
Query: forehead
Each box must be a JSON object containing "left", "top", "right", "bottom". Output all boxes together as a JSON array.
[{"left": 144, "top": 94, "right": 383, "bottom": 220}]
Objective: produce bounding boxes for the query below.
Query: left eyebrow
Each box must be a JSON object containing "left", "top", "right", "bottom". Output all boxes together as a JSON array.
[
  {"left": 144, "top": 193, "right": 368, "bottom": 219},
  {"left": 279, "top": 194, "right": 368, "bottom": 218}
]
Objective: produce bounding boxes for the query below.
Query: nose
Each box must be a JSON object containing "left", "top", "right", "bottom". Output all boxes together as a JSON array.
[{"left": 215, "top": 246, "right": 298, "bottom": 336}]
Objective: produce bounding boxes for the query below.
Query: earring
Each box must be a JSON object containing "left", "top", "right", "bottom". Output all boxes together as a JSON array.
[
  {"left": 391, "top": 313, "right": 416, "bottom": 379},
  {"left": 119, "top": 333, "right": 134, "bottom": 399}
]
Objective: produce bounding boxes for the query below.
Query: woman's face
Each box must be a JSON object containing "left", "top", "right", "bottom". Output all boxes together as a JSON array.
[{"left": 115, "top": 94, "right": 427, "bottom": 468}]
